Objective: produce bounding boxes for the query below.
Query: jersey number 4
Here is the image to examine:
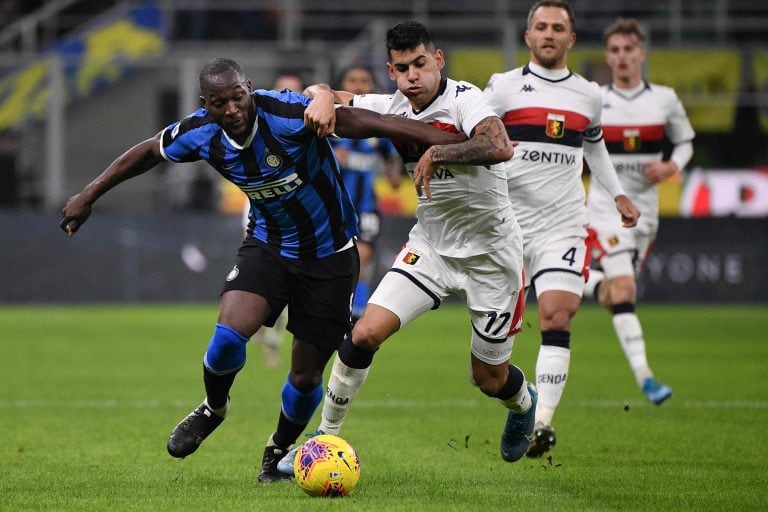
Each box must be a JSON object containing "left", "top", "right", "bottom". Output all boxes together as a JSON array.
[{"left": 562, "top": 247, "right": 577, "bottom": 266}]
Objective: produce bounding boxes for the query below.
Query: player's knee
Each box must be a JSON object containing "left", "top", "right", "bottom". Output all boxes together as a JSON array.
[
  {"left": 351, "top": 320, "right": 387, "bottom": 350},
  {"left": 542, "top": 309, "right": 575, "bottom": 331},
  {"left": 609, "top": 276, "right": 636, "bottom": 304},
  {"left": 204, "top": 323, "right": 249, "bottom": 374}
]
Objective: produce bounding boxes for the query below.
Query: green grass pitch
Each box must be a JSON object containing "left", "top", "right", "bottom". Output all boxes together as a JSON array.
[{"left": 1, "top": 303, "right": 766, "bottom": 511}]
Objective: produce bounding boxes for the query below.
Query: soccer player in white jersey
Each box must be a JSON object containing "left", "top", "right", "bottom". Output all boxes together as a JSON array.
[
  {"left": 584, "top": 18, "right": 695, "bottom": 406},
  {"left": 483, "top": 0, "right": 641, "bottom": 458},
  {"left": 278, "top": 20, "right": 538, "bottom": 472}
]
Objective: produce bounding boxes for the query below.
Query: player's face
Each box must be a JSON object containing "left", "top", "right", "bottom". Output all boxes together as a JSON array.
[
  {"left": 200, "top": 69, "right": 255, "bottom": 139},
  {"left": 525, "top": 6, "right": 576, "bottom": 69},
  {"left": 605, "top": 33, "right": 646, "bottom": 85},
  {"left": 340, "top": 68, "right": 375, "bottom": 95},
  {"left": 386, "top": 44, "right": 445, "bottom": 110},
  {"left": 273, "top": 74, "right": 303, "bottom": 92}
]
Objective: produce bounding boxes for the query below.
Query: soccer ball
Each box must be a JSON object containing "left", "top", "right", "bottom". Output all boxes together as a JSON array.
[{"left": 294, "top": 434, "right": 361, "bottom": 497}]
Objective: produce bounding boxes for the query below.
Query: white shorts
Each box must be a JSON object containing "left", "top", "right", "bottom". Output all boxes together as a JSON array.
[
  {"left": 524, "top": 229, "right": 588, "bottom": 297},
  {"left": 369, "top": 236, "right": 525, "bottom": 365},
  {"left": 587, "top": 224, "right": 656, "bottom": 278}
]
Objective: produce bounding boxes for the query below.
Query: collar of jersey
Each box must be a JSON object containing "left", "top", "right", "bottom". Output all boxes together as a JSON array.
[
  {"left": 524, "top": 61, "right": 571, "bottom": 82},
  {"left": 608, "top": 80, "right": 651, "bottom": 100},
  {"left": 222, "top": 115, "right": 259, "bottom": 150},
  {"left": 411, "top": 77, "right": 448, "bottom": 115}
]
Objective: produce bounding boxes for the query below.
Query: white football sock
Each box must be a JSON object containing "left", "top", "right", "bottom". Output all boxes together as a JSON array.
[
  {"left": 612, "top": 312, "right": 652, "bottom": 387},
  {"left": 318, "top": 354, "right": 370, "bottom": 435},
  {"left": 499, "top": 380, "right": 532, "bottom": 413},
  {"left": 535, "top": 345, "right": 570, "bottom": 427}
]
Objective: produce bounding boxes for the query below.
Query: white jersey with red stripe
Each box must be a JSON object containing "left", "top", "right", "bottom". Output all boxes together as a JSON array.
[
  {"left": 353, "top": 77, "right": 518, "bottom": 257},
  {"left": 589, "top": 82, "right": 695, "bottom": 230},
  {"left": 483, "top": 62, "right": 603, "bottom": 240}
]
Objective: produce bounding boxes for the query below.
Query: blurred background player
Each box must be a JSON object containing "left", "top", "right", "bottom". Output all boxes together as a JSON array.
[
  {"left": 245, "top": 70, "right": 306, "bottom": 367},
  {"left": 483, "top": 0, "right": 640, "bottom": 458},
  {"left": 330, "top": 65, "right": 403, "bottom": 322},
  {"left": 272, "top": 71, "right": 305, "bottom": 94},
  {"left": 584, "top": 18, "right": 695, "bottom": 405}
]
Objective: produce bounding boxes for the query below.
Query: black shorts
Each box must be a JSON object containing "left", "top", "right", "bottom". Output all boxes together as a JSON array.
[{"left": 221, "top": 239, "right": 359, "bottom": 354}]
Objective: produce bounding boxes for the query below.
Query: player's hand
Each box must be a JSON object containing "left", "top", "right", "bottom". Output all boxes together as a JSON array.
[
  {"left": 644, "top": 161, "right": 678, "bottom": 184},
  {"left": 412, "top": 146, "right": 438, "bottom": 201},
  {"left": 304, "top": 90, "right": 336, "bottom": 137},
  {"left": 615, "top": 195, "right": 640, "bottom": 228},
  {"left": 59, "top": 193, "right": 93, "bottom": 236}
]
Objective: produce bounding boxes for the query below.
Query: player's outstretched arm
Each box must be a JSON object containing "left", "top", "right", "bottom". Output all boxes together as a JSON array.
[
  {"left": 412, "top": 116, "right": 514, "bottom": 200},
  {"left": 334, "top": 107, "right": 467, "bottom": 147},
  {"left": 60, "top": 132, "right": 165, "bottom": 235},
  {"left": 303, "top": 84, "right": 356, "bottom": 137}
]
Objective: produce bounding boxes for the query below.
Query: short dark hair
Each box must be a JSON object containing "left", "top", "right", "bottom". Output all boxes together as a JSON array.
[
  {"left": 386, "top": 21, "right": 435, "bottom": 60},
  {"left": 603, "top": 17, "right": 646, "bottom": 46},
  {"left": 199, "top": 58, "right": 244, "bottom": 90},
  {"left": 527, "top": 0, "right": 576, "bottom": 31}
]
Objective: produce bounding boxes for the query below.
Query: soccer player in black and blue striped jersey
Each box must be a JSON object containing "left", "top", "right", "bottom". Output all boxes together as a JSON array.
[{"left": 60, "top": 57, "right": 465, "bottom": 482}]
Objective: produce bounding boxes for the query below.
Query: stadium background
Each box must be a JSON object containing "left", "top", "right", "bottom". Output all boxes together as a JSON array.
[{"left": 0, "top": 0, "right": 766, "bottom": 303}]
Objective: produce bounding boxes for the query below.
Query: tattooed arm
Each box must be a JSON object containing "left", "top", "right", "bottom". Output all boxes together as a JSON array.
[{"left": 412, "top": 116, "right": 515, "bottom": 200}]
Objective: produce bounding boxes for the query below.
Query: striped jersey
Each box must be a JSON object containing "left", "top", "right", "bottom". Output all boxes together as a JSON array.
[
  {"left": 352, "top": 77, "right": 518, "bottom": 258},
  {"left": 330, "top": 136, "right": 398, "bottom": 215},
  {"left": 159, "top": 89, "right": 358, "bottom": 260},
  {"left": 484, "top": 62, "right": 603, "bottom": 239},
  {"left": 588, "top": 82, "right": 695, "bottom": 230}
]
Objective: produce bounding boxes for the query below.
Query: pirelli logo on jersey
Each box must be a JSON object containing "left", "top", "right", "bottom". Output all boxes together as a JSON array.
[
  {"left": 546, "top": 113, "right": 565, "bottom": 139},
  {"left": 623, "top": 129, "right": 641, "bottom": 152},
  {"left": 240, "top": 173, "right": 303, "bottom": 200}
]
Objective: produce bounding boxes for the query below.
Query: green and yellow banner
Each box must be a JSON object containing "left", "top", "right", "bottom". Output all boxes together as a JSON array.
[{"left": 0, "top": 2, "right": 166, "bottom": 131}]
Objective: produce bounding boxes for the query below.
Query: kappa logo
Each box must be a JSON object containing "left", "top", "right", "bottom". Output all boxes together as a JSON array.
[
  {"left": 520, "top": 84, "right": 535, "bottom": 92},
  {"left": 226, "top": 265, "right": 239, "bottom": 281},
  {"left": 402, "top": 251, "right": 421, "bottom": 265},
  {"left": 622, "top": 129, "right": 641, "bottom": 152},
  {"left": 545, "top": 113, "right": 565, "bottom": 138},
  {"left": 455, "top": 84, "right": 472, "bottom": 97}
]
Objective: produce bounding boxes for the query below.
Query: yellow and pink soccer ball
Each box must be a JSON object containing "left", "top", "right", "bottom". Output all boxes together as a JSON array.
[{"left": 294, "top": 434, "right": 361, "bottom": 497}]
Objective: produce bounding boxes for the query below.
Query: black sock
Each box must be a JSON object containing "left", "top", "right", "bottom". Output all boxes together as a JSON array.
[
  {"left": 272, "top": 411, "right": 309, "bottom": 448},
  {"left": 338, "top": 336, "right": 377, "bottom": 369},
  {"left": 611, "top": 302, "right": 635, "bottom": 315},
  {"left": 203, "top": 365, "right": 239, "bottom": 410},
  {"left": 492, "top": 364, "right": 525, "bottom": 400},
  {"left": 541, "top": 330, "right": 570, "bottom": 349}
]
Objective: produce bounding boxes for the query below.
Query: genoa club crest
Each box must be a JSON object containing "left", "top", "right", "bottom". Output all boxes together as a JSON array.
[
  {"left": 545, "top": 113, "right": 565, "bottom": 139},
  {"left": 622, "top": 129, "right": 641, "bottom": 152},
  {"left": 407, "top": 143, "right": 423, "bottom": 158},
  {"left": 402, "top": 251, "right": 421, "bottom": 265}
]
